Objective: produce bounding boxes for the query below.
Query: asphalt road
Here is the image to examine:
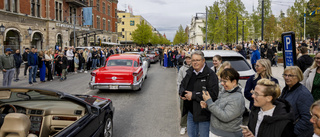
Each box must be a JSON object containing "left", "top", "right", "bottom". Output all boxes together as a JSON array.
[{"left": 1, "top": 63, "right": 182, "bottom": 137}]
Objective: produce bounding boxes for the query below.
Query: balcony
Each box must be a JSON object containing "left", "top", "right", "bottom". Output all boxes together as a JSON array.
[{"left": 65, "top": 0, "right": 87, "bottom": 7}]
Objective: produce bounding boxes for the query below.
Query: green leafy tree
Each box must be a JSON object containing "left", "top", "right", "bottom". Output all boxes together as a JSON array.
[
  {"left": 150, "top": 33, "right": 160, "bottom": 45},
  {"left": 173, "top": 25, "right": 188, "bottom": 45},
  {"left": 131, "top": 20, "right": 153, "bottom": 46},
  {"left": 306, "top": 0, "right": 320, "bottom": 39}
]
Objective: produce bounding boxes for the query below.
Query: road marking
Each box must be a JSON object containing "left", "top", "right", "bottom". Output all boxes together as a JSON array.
[{"left": 84, "top": 90, "right": 93, "bottom": 95}]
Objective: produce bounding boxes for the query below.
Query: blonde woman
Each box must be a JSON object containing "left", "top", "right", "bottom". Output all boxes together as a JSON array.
[
  {"left": 242, "top": 79, "right": 295, "bottom": 137},
  {"left": 45, "top": 50, "right": 53, "bottom": 81},
  {"left": 216, "top": 61, "right": 231, "bottom": 79},
  {"left": 302, "top": 52, "right": 320, "bottom": 101},
  {"left": 163, "top": 48, "right": 168, "bottom": 67},
  {"left": 38, "top": 51, "right": 46, "bottom": 82},
  {"left": 244, "top": 59, "right": 279, "bottom": 108}
]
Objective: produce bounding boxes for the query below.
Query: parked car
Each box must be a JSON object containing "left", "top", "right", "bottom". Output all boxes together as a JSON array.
[
  {"left": 146, "top": 50, "right": 159, "bottom": 63},
  {"left": 202, "top": 50, "right": 255, "bottom": 109},
  {"left": 89, "top": 54, "right": 147, "bottom": 91},
  {"left": 123, "top": 52, "right": 151, "bottom": 68},
  {"left": 0, "top": 87, "right": 114, "bottom": 137}
]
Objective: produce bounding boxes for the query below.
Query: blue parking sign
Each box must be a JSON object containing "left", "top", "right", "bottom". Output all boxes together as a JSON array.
[{"left": 282, "top": 32, "right": 297, "bottom": 68}]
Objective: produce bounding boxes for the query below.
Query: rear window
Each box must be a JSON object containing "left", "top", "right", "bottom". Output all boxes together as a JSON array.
[
  {"left": 107, "top": 59, "right": 133, "bottom": 67},
  {"left": 205, "top": 57, "right": 251, "bottom": 71}
]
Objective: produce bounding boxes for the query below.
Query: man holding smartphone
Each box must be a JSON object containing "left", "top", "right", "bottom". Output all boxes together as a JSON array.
[{"left": 179, "top": 51, "right": 219, "bottom": 137}]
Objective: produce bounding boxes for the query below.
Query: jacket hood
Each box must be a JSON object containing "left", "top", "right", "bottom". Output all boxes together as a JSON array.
[
  {"left": 183, "top": 60, "right": 191, "bottom": 68},
  {"left": 252, "top": 99, "right": 295, "bottom": 124}
]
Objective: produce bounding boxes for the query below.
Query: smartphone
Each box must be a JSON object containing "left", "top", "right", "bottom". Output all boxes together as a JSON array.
[{"left": 240, "top": 125, "right": 249, "bottom": 131}]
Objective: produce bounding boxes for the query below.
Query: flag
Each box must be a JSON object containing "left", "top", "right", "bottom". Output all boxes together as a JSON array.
[
  {"left": 83, "top": 7, "right": 92, "bottom": 25},
  {"left": 310, "top": 10, "right": 316, "bottom": 16}
]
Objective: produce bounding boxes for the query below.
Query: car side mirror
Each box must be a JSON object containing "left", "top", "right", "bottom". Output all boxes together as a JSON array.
[{"left": 140, "top": 62, "right": 143, "bottom": 66}]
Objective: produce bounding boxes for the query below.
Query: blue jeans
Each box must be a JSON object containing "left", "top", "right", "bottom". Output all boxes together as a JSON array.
[
  {"left": 187, "top": 112, "right": 210, "bottom": 137},
  {"left": 29, "top": 65, "right": 38, "bottom": 83},
  {"left": 92, "top": 59, "right": 98, "bottom": 69}
]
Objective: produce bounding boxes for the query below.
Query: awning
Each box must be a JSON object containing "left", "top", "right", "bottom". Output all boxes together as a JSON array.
[{"left": 101, "top": 41, "right": 120, "bottom": 45}]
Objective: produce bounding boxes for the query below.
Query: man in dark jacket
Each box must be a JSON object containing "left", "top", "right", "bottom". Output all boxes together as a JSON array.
[
  {"left": 297, "top": 47, "right": 314, "bottom": 72},
  {"left": 22, "top": 48, "right": 30, "bottom": 76},
  {"left": 13, "top": 49, "right": 23, "bottom": 81},
  {"left": 27, "top": 47, "right": 39, "bottom": 84},
  {"left": 179, "top": 50, "right": 219, "bottom": 137},
  {"left": 57, "top": 52, "right": 69, "bottom": 81},
  {"left": 158, "top": 46, "right": 163, "bottom": 66}
]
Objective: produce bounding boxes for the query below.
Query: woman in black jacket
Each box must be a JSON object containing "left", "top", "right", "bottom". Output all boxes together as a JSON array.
[{"left": 242, "top": 79, "right": 295, "bottom": 137}]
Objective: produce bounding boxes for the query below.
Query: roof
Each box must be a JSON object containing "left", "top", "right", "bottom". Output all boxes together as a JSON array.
[
  {"left": 108, "top": 54, "right": 140, "bottom": 60},
  {"left": 202, "top": 50, "right": 244, "bottom": 58}
]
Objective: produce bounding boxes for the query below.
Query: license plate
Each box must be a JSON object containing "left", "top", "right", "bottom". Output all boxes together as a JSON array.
[{"left": 110, "top": 85, "right": 118, "bottom": 89}]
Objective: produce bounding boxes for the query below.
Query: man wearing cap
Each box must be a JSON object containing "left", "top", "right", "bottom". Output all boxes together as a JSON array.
[{"left": 0, "top": 48, "right": 16, "bottom": 86}]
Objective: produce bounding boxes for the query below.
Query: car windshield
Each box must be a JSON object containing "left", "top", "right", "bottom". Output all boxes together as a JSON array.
[
  {"left": 205, "top": 57, "right": 251, "bottom": 71},
  {"left": 146, "top": 51, "right": 155, "bottom": 54},
  {"left": 107, "top": 59, "right": 133, "bottom": 67},
  {"left": 0, "top": 90, "right": 61, "bottom": 103}
]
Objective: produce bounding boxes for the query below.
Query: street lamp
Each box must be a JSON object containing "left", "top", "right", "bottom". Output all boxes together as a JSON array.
[
  {"left": 27, "top": 27, "right": 32, "bottom": 36},
  {"left": 196, "top": 6, "right": 219, "bottom": 50},
  {"left": 0, "top": 24, "right": 5, "bottom": 35}
]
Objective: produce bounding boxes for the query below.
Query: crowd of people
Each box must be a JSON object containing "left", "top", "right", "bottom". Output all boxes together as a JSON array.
[{"left": 173, "top": 40, "right": 320, "bottom": 137}]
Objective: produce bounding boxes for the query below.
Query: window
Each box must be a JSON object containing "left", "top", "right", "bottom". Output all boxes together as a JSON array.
[
  {"left": 108, "top": 20, "right": 111, "bottom": 31},
  {"left": 122, "top": 22, "right": 124, "bottom": 25},
  {"left": 122, "top": 28, "right": 124, "bottom": 32},
  {"left": 12, "top": 0, "right": 18, "bottom": 13},
  {"left": 90, "top": 0, "right": 93, "bottom": 6},
  {"left": 5, "top": 0, "right": 10, "bottom": 11},
  {"left": 103, "top": 18, "right": 106, "bottom": 30},
  {"left": 122, "top": 35, "right": 125, "bottom": 38},
  {"left": 97, "top": 16, "right": 100, "bottom": 29},
  {"left": 108, "top": 5, "right": 110, "bottom": 16},
  {"left": 31, "top": 0, "right": 35, "bottom": 16},
  {"left": 59, "top": 3, "right": 62, "bottom": 21},
  {"left": 102, "top": 2, "right": 105, "bottom": 14},
  {"left": 122, "top": 15, "right": 125, "bottom": 18},
  {"left": 115, "top": 9, "right": 117, "bottom": 18},
  {"left": 55, "top": 2, "right": 58, "bottom": 20},
  {"left": 96, "top": 0, "right": 100, "bottom": 11},
  {"left": 69, "top": 7, "right": 76, "bottom": 24},
  {"left": 36, "top": 0, "right": 40, "bottom": 17}
]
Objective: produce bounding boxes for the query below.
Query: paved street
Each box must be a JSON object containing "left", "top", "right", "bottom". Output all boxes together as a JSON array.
[
  {"left": 0, "top": 60, "right": 286, "bottom": 137},
  {"left": 0, "top": 63, "right": 182, "bottom": 137}
]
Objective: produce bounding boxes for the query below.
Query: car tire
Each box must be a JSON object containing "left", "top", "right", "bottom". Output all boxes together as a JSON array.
[{"left": 102, "top": 116, "right": 113, "bottom": 137}]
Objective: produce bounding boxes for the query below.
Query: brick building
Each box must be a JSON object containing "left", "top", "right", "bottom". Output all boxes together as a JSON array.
[{"left": 0, "top": 0, "right": 118, "bottom": 54}]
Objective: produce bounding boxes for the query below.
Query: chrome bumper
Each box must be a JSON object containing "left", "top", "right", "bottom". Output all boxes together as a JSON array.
[{"left": 89, "top": 78, "right": 142, "bottom": 90}]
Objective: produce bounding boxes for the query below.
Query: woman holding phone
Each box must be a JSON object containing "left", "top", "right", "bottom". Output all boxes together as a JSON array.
[
  {"left": 202, "top": 68, "right": 245, "bottom": 137},
  {"left": 242, "top": 79, "right": 295, "bottom": 137}
]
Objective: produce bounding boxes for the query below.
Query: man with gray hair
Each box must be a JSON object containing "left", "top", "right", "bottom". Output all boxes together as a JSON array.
[
  {"left": 179, "top": 50, "right": 219, "bottom": 137},
  {"left": 0, "top": 48, "right": 15, "bottom": 86}
]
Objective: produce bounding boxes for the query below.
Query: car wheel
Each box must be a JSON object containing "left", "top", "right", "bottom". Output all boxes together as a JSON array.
[{"left": 103, "top": 116, "right": 113, "bottom": 137}]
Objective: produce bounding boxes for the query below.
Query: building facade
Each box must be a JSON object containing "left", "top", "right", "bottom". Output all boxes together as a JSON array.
[
  {"left": 188, "top": 16, "right": 205, "bottom": 46},
  {"left": 117, "top": 11, "right": 158, "bottom": 46},
  {"left": 0, "top": 0, "right": 118, "bottom": 55}
]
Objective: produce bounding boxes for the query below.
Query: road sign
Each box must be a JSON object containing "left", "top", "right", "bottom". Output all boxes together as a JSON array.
[{"left": 282, "top": 32, "right": 297, "bottom": 68}]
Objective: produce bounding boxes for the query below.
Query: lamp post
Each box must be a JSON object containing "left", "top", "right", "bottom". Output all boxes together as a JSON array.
[
  {"left": 0, "top": 24, "right": 5, "bottom": 35},
  {"left": 27, "top": 27, "right": 32, "bottom": 36},
  {"left": 196, "top": 7, "right": 219, "bottom": 50}
]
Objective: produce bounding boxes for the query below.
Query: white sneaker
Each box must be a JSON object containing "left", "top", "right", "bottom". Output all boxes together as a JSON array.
[
  {"left": 180, "top": 127, "right": 186, "bottom": 135},
  {"left": 84, "top": 71, "right": 88, "bottom": 73}
]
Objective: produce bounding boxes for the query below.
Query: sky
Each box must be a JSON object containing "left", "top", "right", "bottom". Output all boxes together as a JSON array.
[{"left": 117, "top": 0, "right": 295, "bottom": 41}]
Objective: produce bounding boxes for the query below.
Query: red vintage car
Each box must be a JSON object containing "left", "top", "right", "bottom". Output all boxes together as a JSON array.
[{"left": 89, "top": 54, "right": 146, "bottom": 91}]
